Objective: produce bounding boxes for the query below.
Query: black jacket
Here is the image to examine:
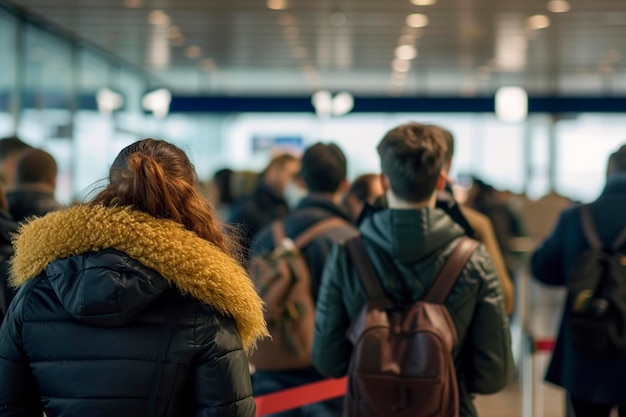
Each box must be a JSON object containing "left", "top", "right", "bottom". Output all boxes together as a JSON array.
[
  {"left": 228, "top": 182, "right": 290, "bottom": 255},
  {"left": 0, "top": 209, "right": 17, "bottom": 320},
  {"left": 6, "top": 184, "right": 63, "bottom": 223},
  {"left": 312, "top": 208, "right": 513, "bottom": 417},
  {"left": 531, "top": 175, "right": 626, "bottom": 404},
  {"left": 0, "top": 204, "right": 268, "bottom": 417},
  {"left": 251, "top": 195, "right": 358, "bottom": 303}
]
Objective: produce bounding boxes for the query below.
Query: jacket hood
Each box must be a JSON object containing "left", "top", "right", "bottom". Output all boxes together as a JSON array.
[
  {"left": 360, "top": 207, "right": 464, "bottom": 263},
  {"left": 10, "top": 204, "right": 268, "bottom": 352}
]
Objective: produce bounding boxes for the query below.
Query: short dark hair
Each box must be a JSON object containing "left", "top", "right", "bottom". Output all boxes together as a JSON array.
[
  {"left": 423, "top": 124, "right": 454, "bottom": 163},
  {"left": 608, "top": 145, "right": 626, "bottom": 176},
  {"left": 301, "top": 143, "right": 347, "bottom": 193},
  {"left": 15, "top": 149, "right": 58, "bottom": 184},
  {"left": 261, "top": 153, "right": 299, "bottom": 178},
  {"left": 377, "top": 123, "right": 447, "bottom": 203},
  {"left": 0, "top": 136, "right": 32, "bottom": 161},
  {"left": 347, "top": 174, "right": 380, "bottom": 203}
]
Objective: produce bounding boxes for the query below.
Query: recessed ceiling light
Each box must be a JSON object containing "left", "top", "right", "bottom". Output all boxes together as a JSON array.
[
  {"left": 124, "top": 0, "right": 143, "bottom": 8},
  {"left": 410, "top": 0, "right": 437, "bottom": 5},
  {"left": 148, "top": 10, "right": 170, "bottom": 27},
  {"left": 547, "top": 0, "right": 571, "bottom": 13},
  {"left": 200, "top": 58, "right": 216, "bottom": 72},
  {"left": 167, "top": 26, "right": 181, "bottom": 38},
  {"left": 399, "top": 35, "right": 417, "bottom": 45},
  {"left": 395, "top": 45, "right": 418, "bottom": 60},
  {"left": 526, "top": 14, "right": 550, "bottom": 30},
  {"left": 185, "top": 45, "right": 202, "bottom": 59},
  {"left": 279, "top": 13, "right": 297, "bottom": 26},
  {"left": 392, "top": 59, "right": 411, "bottom": 72},
  {"left": 330, "top": 12, "right": 347, "bottom": 26},
  {"left": 406, "top": 14, "right": 429, "bottom": 28},
  {"left": 267, "top": 0, "right": 287, "bottom": 10},
  {"left": 170, "top": 34, "right": 185, "bottom": 46}
]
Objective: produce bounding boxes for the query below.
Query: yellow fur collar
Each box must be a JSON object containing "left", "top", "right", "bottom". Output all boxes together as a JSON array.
[{"left": 10, "top": 204, "right": 268, "bottom": 351}]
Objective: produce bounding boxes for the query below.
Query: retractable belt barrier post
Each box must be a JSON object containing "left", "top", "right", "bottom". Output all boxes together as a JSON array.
[{"left": 254, "top": 377, "right": 347, "bottom": 417}]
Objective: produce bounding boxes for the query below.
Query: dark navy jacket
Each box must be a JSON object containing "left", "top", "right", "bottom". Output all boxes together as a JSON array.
[{"left": 531, "top": 175, "right": 626, "bottom": 404}]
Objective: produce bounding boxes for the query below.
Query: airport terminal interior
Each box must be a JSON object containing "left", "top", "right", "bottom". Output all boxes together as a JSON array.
[{"left": 2, "top": 0, "right": 626, "bottom": 416}]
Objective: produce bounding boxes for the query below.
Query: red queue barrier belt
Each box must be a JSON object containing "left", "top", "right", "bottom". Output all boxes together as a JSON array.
[
  {"left": 254, "top": 338, "right": 555, "bottom": 416},
  {"left": 255, "top": 376, "right": 347, "bottom": 417},
  {"left": 534, "top": 338, "right": 555, "bottom": 353}
]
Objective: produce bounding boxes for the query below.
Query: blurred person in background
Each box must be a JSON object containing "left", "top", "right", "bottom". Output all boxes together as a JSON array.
[
  {"left": 249, "top": 143, "right": 357, "bottom": 417},
  {"left": 0, "top": 138, "right": 267, "bottom": 417},
  {"left": 434, "top": 125, "right": 515, "bottom": 316},
  {"left": 212, "top": 168, "right": 235, "bottom": 218},
  {"left": 0, "top": 181, "right": 17, "bottom": 322},
  {"left": 531, "top": 144, "right": 626, "bottom": 417},
  {"left": 6, "top": 148, "right": 64, "bottom": 223},
  {"left": 229, "top": 154, "right": 301, "bottom": 260},
  {"left": 0, "top": 136, "right": 33, "bottom": 188},
  {"left": 343, "top": 173, "right": 384, "bottom": 221},
  {"left": 466, "top": 177, "right": 525, "bottom": 277}
]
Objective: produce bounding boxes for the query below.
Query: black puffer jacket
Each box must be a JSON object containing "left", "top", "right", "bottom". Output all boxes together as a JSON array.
[
  {"left": 0, "top": 204, "right": 268, "bottom": 417},
  {"left": 312, "top": 208, "right": 513, "bottom": 417}
]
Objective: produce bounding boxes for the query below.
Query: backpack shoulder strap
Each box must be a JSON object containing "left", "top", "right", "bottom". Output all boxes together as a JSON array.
[
  {"left": 579, "top": 204, "right": 603, "bottom": 250},
  {"left": 425, "top": 237, "right": 480, "bottom": 304},
  {"left": 611, "top": 221, "right": 626, "bottom": 251},
  {"left": 271, "top": 220, "right": 287, "bottom": 248},
  {"left": 345, "top": 236, "right": 387, "bottom": 302},
  {"left": 293, "top": 217, "right": 351, "bottom": 249}
]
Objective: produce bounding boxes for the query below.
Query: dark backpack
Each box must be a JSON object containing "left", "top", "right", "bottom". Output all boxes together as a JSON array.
[
  {"left": 345, "top": 236, "right": 479, "bottom": 417},
  {"left": 249, "top": 217, "right": 350, "bottom": 370},
  {"left": 569, "top": 204, "right": 626, "bottom": 357}
]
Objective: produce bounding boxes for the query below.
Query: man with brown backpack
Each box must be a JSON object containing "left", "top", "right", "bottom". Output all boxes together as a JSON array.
[
  {"left": 249, "top": 142, "right": 358, "bottom": 416},
  {"left": 312, "top": 123, "right": 513, "bottom": 417}
]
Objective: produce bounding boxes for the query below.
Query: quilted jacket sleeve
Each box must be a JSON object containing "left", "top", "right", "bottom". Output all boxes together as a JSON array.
[
  {"left": 193, "top": 307, "right": 256, "bottom": 417},
  {"left": 311, "top": 244, "right": 354, "bottom": 378},
  {"left": 464, "top": 246, "right": 514, "bottom": 395},
  {"left": 0, "top": 283, "right": 43, "bottom": 417}
]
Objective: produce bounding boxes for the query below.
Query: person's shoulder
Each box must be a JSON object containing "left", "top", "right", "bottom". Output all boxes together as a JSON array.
[{"left": 7, "top": 273, "right": 48, "bottom": 320}]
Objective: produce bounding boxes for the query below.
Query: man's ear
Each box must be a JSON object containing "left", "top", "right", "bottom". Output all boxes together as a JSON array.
[
  {"left": 339, "top": 179, "right": 350, "bottom": 194},
  {"left": 295, "top": 176, "right": 306, "bottom": 190},
  {"left": 435, "top": 171, "right": 447, "bottom": 191},
  {"left": 380, "top": 173, "right": 390, "bottom": 192}
]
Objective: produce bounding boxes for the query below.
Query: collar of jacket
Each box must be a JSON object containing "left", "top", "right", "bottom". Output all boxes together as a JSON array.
[
  {"left": 255, "top": 181, "right": 288, "bottom": 205},
  {"left": 9, "top": 204, "right": 268, "bottom": 352},
  {"left": 296, "top": 195, "right": 353, "bottom": 223},
  {"left": 6, "top": 182, "right": 55, "bottom": 196},
  {"left": 360, "top": 207, "right": 465, "bottom": 263},
  {"left": 604, "top": 174, "right": 626, "bottom": 195}
]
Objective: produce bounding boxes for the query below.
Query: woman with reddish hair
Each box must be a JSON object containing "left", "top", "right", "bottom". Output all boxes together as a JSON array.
[{"left": 0, "top": 138, "right": 267, "bottom": 417}]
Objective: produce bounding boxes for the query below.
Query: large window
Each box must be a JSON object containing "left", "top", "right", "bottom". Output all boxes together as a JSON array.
[
  {"left": 555, "top": 114, "right": 626, "bottom": 202},
  {"left": 0, "top": 10, "right": 17, "bottom": 137}
]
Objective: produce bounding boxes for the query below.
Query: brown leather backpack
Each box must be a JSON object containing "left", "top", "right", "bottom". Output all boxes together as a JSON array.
[
  {"left": 250, "top": 217, "right": 350, "bottom": 371},
  {"left": 344, "top": 236, "right": 479, "bottom": 417}
]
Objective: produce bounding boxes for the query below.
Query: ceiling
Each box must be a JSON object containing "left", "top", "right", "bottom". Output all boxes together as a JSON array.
[{"left": 11, "top": 0, "right": 626, "bottom": 96}]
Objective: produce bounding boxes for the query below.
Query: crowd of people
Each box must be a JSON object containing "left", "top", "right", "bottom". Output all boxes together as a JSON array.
[{"left": 0, "top": 123, "right": 622, "bottom": 417}]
